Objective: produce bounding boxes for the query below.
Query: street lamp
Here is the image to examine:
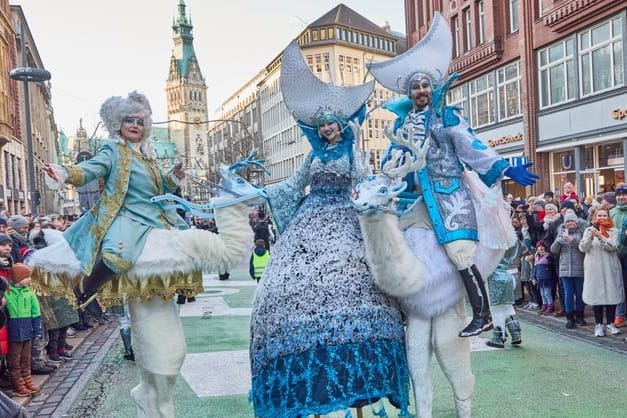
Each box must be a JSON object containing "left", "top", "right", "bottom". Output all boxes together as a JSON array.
[{"left": 10, "top": 24, "right": 51, "bottom": 216}]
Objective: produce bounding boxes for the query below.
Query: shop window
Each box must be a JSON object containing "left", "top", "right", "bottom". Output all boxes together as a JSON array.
[{"left": 599, "top": 142, "right": 624, "bottom": 167}]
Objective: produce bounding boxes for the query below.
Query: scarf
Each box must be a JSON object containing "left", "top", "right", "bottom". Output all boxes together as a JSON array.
[{"left": 594, "top": 218, "right": 613, "bottom": 238}]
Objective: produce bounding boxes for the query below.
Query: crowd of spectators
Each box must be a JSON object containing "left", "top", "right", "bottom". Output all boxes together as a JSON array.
[
  {"left": 508, "top": 182, "right": 627, "bottom": 337},
  {"left": 0, "top": 209, "right": 110, "bottom": 399}
]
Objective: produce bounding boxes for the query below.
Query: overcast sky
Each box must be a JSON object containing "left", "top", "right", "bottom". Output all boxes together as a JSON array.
[{"left": 13, "top": 0, "right": 405, "bottom": 136}]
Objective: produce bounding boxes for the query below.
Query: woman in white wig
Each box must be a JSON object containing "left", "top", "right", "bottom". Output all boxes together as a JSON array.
[
  {"left": 249, "top": 41, "right": 410, "bottom": 418},
  {"left": 35, "top": 91, "right": 254, "bottom": 417},
  {"left": 41, "top": 91, "right": 191, "bottom": 304}
]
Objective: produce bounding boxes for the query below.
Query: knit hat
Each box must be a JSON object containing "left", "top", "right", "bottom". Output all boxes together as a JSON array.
[
  {"left": 7, "top": 215, "right": 28, "bottom": 229},
  {"left": 559, "top": 200, "right": 575, "bottom": 211},
  {"left": 545, "top": 203, "right": 558, "bottom": 212},
  {"left": 616, "top": 184, "right": 627, "bottom": 195},
  {"left": 11, "top": 263, "right": 32, "bottom": 283},
  {"left": 534, "top": 198, "right": 545, "bottom": 207},
  {"left": 0, "top": 217, "right": 7, "bottom": 226},
  {"left": 563, "top": 212, "right": 579, "bottom": 223},
  {"left": 0, "top": 233, "right": 11, "bottom": 244},
  {"left": 602, "top": 192, "right": 617, "bottom": 206}
]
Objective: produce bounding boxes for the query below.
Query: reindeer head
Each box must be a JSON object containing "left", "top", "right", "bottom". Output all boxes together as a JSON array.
[
  {"left": 216, "top": 164, "right": 266, "bottom": 206},
  {"left": 352, "top": 174, "right": 407, "bottom": 215}
]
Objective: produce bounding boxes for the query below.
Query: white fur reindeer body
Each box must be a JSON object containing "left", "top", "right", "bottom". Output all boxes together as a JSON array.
[{"left": 352, "top": 125, "right": 503, "bottom": 418}]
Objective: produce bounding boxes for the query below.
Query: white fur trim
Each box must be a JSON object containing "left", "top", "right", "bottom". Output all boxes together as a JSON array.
[{"left": 29, "top": 203, "right": 253, "bottom": 280}]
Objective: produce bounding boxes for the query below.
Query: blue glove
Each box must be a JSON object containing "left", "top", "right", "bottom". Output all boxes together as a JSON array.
[{"left": 505, "top": 163, "right": 539, "bottom": 186}]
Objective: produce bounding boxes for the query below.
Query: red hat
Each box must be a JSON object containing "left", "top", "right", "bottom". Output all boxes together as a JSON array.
[{"left": 11, "top": 263, "right": 32, "bottom": 283}]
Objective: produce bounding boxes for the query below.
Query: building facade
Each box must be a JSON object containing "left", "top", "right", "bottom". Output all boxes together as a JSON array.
[
  {"left": 405, "top": 0, "right": 626, "bottom": 199},
  {"left": 0, "top": 0, "right": 20, "bottom": 215},
  {"left": 166, "top": 0, "right": 208, "bottom": 173},
  {"left": 207, "top": 70, "right": 265, "bottom": 186},
  {"left": 257, "top": 4, "right": 406, "bottom": 184},
  {"left": 6, "top": 5, "right": 59, "bottom": 216}
]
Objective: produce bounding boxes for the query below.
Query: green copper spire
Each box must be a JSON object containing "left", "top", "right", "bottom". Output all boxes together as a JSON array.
[{"left": 172, "top": 0, "right": 196, "bottom": 77}]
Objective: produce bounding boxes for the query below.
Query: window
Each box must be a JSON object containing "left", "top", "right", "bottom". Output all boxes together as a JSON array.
[
  {"left": 320, "top": 29, "right": 326, "bottom": 40},
  {"left": 497, "top": 61, "right": 522, "bottom": 120},
  {"left": 538, "top": 38, "right": 576, "bottom": 107},
  {"left": 469, "top": 73, "right": 495, "bottom": 127},
  {"left": 579, "top": 16, "right": 624, "bottom": 96},
  {"left": 478, "top": 1, "right": 486, "bottom": 44},
  {"left": 446, "top": 85, "right": 467, "bottom": 116},
  {"left": 315, "top": 54, "right": 322, "bottom": 73},
  {"left": 312, "top": 30, "right": 318, "bottom": 41},
  {"left": 339, "top": 55, "right": 345, "bottom": 72},
  {"left": 464, "top": 8, "right": 472, "bottom": 51},
  {"left": 453, "top": 15, "right": 460, "bottom": 57},
  {"left": 509, "top": 0, "right": 519, "bottom": 33}
]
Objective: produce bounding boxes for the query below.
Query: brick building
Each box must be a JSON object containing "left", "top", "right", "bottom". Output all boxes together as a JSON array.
[{"left": 405, "top": 0, "right": 626, "bottom": 199}]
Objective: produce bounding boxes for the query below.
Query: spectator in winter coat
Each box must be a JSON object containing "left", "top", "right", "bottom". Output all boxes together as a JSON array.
[
  {"left": 560, "top": 182, "right": 579, "bottom": 204},
  {"left": 580, "top": 206, "right": 625, "bottom": 337},
  {"left": 550, "top": 211, "right": 586, "bottom": 329},
  {"left": 533, "top": 241, "right": 557, "bottom": 314},
  {"left": 6, "top": 216, "right": 29, "bottom": 264},
  {"left": 5, "top": 264, "right": 43, "bottom": 396},
  {"left": 610, "top": 184, "right": 627, "bottom": 328}
]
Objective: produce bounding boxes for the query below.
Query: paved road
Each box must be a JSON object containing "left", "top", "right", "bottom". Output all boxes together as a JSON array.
[{"left": 45, "top": 267, "right": 627, "bottom": 417}]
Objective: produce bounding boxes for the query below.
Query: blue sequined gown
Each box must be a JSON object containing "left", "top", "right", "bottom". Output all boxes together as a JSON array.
[{"left": 250, "top": 149, "right": 410, "bottom": 418}]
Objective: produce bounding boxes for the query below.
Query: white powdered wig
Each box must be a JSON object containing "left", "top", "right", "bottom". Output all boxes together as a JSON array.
[{"left": 99, "top": 90, "right": 157, "bottom": 160}]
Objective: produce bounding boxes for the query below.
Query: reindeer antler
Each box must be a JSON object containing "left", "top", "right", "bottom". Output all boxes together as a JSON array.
[{"left": 381, "top": 125, "right": 430, "bottom": 179}]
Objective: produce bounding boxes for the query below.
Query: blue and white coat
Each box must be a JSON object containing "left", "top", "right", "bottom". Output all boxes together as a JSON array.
[{"left": 384, "top": 97, "right": 509, "bottom": 245}]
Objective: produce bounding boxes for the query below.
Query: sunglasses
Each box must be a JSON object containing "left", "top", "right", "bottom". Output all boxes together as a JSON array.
[{"left": 122, "top": 117, "right": 145, "bottom": 127}]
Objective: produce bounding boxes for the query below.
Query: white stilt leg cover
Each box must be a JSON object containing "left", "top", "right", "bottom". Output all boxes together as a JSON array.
[{"left": 129, "top": 297, "right": 186, "bottom": 418}]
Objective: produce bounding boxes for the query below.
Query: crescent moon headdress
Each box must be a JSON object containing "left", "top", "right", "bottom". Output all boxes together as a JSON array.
[
  {"left": 280, "top": 40, "right": 374, "bottom": 128},
  {"left": 366, "top": 12, "right": 453, "bottom": 95}
]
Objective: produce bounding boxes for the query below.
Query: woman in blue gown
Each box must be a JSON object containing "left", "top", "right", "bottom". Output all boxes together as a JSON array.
[{"left": 250, "top": 41, "right": 410, "bottom": 418}]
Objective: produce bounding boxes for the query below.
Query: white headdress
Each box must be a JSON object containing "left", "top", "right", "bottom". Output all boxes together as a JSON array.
[
  {"left": 366, "top": 12, "right": 452, "bottom": 95},
  {"left": 280, "top": 40, "right": 374, "bottom": 127},
  {"left": 99, "top": 91, "right": 157, "bottom": 160}
]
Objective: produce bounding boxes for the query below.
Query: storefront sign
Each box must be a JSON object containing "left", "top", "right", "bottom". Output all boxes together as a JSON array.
[
  {"left": 612, "top": 108, "right": 627, "bottom": 120},
  {"left": 487, "top": 133, "right": 523, "bottom": 147}
]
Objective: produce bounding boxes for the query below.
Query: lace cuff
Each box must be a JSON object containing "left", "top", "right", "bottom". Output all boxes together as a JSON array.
[{"left": 44, "top": 164, "right": 68, "bottom": 190}]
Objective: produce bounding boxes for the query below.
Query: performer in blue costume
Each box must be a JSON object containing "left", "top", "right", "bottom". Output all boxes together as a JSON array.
[
  {"left": 250, "top": 41, "right": 410, "bottom": 418},
  {"left": 367, "top": 12, "right": 539, "bottom": 337},
  {"left": 42, "top": 91, "right": 189, "bottom": 305}
]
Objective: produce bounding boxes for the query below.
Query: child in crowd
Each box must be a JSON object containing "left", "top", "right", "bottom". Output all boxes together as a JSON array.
[
  {"left": 533, "top": 241, "right": 557, "bottom": 314},
  {"left": 5, "top": 263, "right": 43, "bottom": 396},
  {"left": 249, "top": 239, "right": 270, "bottom": 283}
]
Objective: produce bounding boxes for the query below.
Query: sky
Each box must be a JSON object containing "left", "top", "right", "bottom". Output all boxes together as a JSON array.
[{"left": 13, "top": 0, "right": 405, "bottom": 137}]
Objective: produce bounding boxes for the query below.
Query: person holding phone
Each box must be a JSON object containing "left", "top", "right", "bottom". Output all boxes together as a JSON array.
[
  {"left": 580, "top": 206, "right": 625, "bottom": 337},
  {"left": 550, "top": 211, "right": 586, "bottom": 328}
]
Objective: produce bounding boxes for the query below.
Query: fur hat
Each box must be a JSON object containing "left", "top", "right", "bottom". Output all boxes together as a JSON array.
[
  {"left": 563, "top": 212, "right": 579, "bottom": 223},
  {"left": 559, "top": 200, "right": 575, "bottom": 211},
  {"left": 11, "top": 263, "right": 32, "bottom": 283},
  {"left": 7, "top": 215, "right": 28, "bottom": 229},
  {"left": 0, "top": 232, "right": 11, "bottom": 244}
]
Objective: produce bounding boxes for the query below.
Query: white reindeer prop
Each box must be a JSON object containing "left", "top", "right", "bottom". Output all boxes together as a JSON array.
[
  {"left": 352, "top": 123, "right": 503, "bottom": 418},
  {"left": 29, "top": 164, "right": 262, "bottom": 418}
]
